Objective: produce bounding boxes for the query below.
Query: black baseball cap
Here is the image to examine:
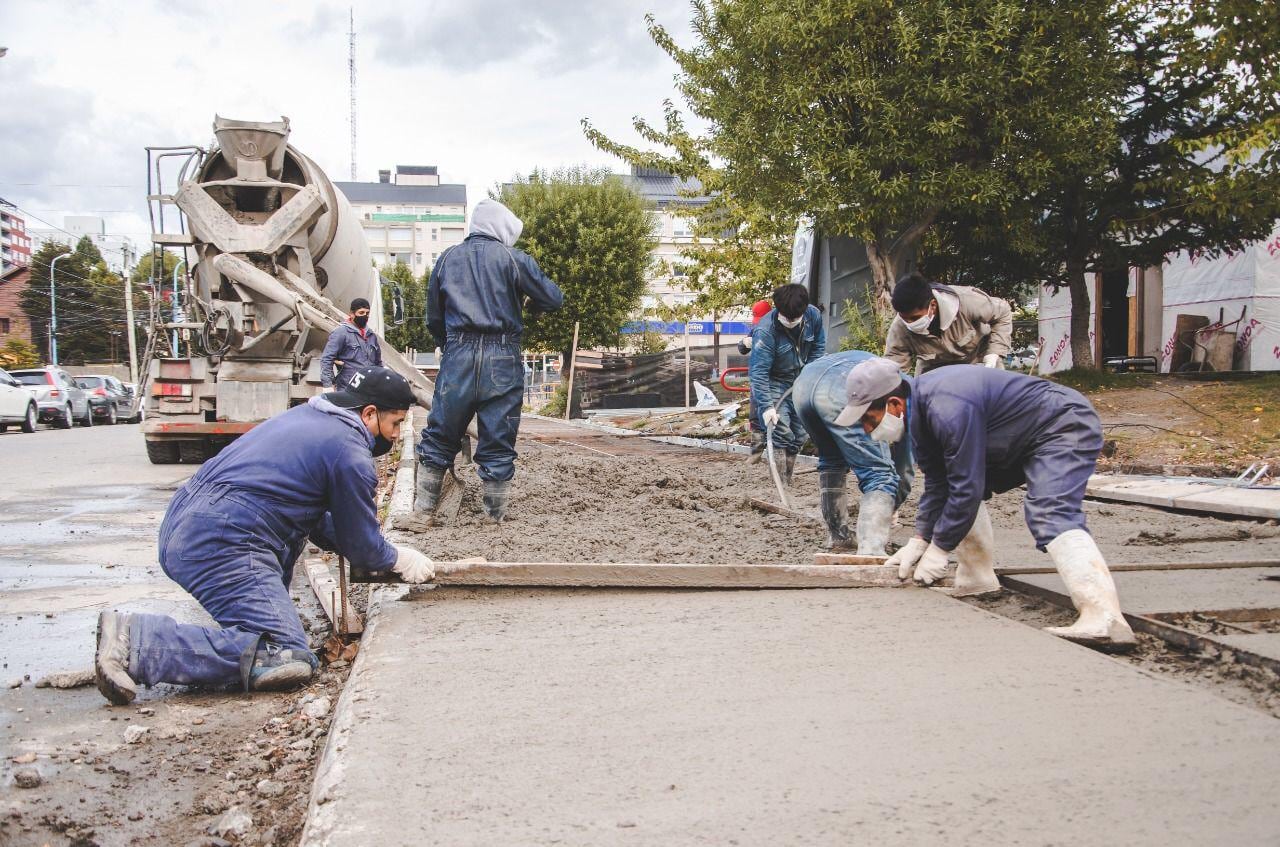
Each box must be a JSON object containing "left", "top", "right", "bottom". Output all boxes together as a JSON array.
[{"left": 328, "top": 367, "right": 416, "bottom": 411}]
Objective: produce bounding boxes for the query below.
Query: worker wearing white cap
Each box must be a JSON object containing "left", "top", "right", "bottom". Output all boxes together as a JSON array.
[{"left": 833, "top": 357, "right": 1137, "bottom": 651}]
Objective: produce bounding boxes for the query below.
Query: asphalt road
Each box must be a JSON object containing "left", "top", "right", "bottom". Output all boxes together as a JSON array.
[{"left": 0, "top": 421, "right": 194, "bottom": 681}]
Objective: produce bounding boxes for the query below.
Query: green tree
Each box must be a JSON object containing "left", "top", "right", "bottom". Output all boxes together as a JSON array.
[
  {"left": 497, "top": 167, "right": 655, "bottom": 362},
  {"left": 585, "top": 0, "right": 1120, "bottom": 308},
  {"left": 380, "top": 261, "right": 434, "bottom": 352},
  {"left": 22, "top": 238, "right": 138, "bottom": 365},
  {"left": 0, "top": 337, "right": 41, "bottom": 369}
]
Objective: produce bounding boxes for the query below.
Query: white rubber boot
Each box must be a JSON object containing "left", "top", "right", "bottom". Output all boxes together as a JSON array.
[
  {"left": 854, "top": 489, "right": 895, "bottom": 556},
  {"left": 952, "top": 503, "right": 1001, "bottom": 597},
  {"left": 1044, "top": 529, "right": 1137, "bottom": 652}
]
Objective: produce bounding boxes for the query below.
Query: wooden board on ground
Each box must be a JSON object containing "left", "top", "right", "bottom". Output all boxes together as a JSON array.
[
  {"left": 748, "top": 497, "right": 821, "bottom": 525},
  {"left": 813, "top": 552, "right": 890, "bottom": 566},
  {"left": 432, "top": 560, "right": 943, "bottom": 589},
  {"left": 1086, "top": 474, "right": 1280, "bottom": 520},
  {"left": 304, "top": 558, "right": 364, "bottom": 635}
]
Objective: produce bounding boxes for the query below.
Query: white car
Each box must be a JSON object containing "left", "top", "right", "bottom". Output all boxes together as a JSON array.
[{"left": 0, "top": 367, "right": 39, "bottom": 433}]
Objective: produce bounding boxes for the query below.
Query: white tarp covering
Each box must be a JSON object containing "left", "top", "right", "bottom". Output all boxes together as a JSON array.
[
  {"left": 1038, "top": 223, "right": 1280, "bottom": 373},
  {"left": 1037, "top": 276, "right": 1096, "bottom": 374},
  {"left": 1158, "top": 224, "right": 1280, "bottom": 372}
]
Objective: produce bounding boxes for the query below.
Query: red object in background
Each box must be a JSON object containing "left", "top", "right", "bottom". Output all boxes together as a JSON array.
[
  {"left": 751, "top": 300, "right": 771, "bottom": 324},
  {"left": 720, "top": 367, "right": 750, "bottom": 393}
]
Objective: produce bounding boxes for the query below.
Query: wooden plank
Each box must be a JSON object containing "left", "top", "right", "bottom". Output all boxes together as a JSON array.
[
  {"left": 997, "top": 559, "right": 1280, "bottom": 576},
  {"left": 433, "top": 560, "right": 941, "bottom": 589},
  {"left": 748, "top": 497, "right": 821, "bottom": 524},
  {"left": 813, "top": 552, "right": 890, "bottom": 566},
  {"left": 304, "top": 558, "right": 364, "bottom": 635},
  {"left": 1170, "top": 487, "right": 1280, "bottom": 520}
]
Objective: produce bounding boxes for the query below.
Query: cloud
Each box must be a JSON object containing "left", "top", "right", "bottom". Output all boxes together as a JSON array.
[{"left": 366, "top": 0, "right": 688, "bottom": 74}]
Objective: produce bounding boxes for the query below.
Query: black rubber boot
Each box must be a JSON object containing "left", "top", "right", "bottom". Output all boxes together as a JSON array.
[
  {"left": 95, "top": 610, "right": 137, "bottom": 706},
  {"left": 818, "top": 470, "right": 854, "bottom": 550},
  {"left": 415, "top": 463, "right": 446, "bottom": 513},
  {"left": 482, "top": 479, "right": 512, "bottom": 523}
]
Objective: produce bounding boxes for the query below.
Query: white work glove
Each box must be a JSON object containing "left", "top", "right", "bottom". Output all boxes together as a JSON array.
[
  {"left": 762, "top": 408, "right": 780, "bottom": 429},
  {"left": 392, "top": 545, "right": 435, "bottom": 584},
  {"left": 887, "top": 536, "right": 929, "bottom": 580},
  {"left": 982, "top": 353, "right": 1001, "bottom": 368},
  {"left": 911, "top": 543, "right": 951, "bottom": 585}
]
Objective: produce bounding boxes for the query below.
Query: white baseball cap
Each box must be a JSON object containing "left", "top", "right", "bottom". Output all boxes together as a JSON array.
[{"left": 833, "top": 357, "right": 904, "bottom": 427}]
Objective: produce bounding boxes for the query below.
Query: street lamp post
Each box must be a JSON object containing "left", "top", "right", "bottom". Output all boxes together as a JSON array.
[{"left": 49, "top": 252, "right": 69, "bottom": 365}]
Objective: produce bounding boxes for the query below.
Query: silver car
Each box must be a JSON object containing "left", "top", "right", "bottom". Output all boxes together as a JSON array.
[
  {"left": 0, "top": 367, "right": 39, "bottom": 433},
  {"left": 10, "top": 367, "right": 93, "bottom": 429}
]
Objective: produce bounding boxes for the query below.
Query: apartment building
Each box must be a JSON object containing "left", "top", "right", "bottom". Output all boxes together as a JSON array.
[
  {"left": 0, "top": 199, "right": 32, "bottom": 273},
  {"left": 336, "top": 165, "right": 467, "bottom": 278}
]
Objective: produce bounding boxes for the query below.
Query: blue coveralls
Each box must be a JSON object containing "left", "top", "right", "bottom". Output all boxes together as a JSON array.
[
  {"left": 911, "top": 368, "right": 1103, "bottom": 551},
  {"left": 129, "top": 396, "right": 397, "bottom": 690},
  {"left": 793, "top": 351, "right": 915, "bottom": 506},
  {"left": 417, "top": 233, "right": 563, "bottom": 481},
  {"left": 748, "top": 306, "right": 825, "bottom": 454},
  {"left": 320, "top": 322, "right": 383, "bottom": 389}
]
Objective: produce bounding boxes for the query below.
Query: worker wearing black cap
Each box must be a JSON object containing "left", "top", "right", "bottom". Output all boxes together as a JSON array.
[
  {"left": 320, "top": 297, "right": 384, "bottom": 390},
  {"left": 94, "top": 367, "right": 435, "bottom": 706}
]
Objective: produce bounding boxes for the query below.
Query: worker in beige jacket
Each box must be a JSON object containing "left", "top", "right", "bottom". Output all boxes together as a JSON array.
[{"left": 883, "top": 272, "right": 1013, "bottom": 373}]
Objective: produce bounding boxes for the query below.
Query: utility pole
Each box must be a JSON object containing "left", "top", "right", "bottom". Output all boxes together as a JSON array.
[
  {"left": 348, "top": 8, "right": 358, "bottom": 180},
  {"left": 49, "top": 252, "right": 69, "bottom": 365},
  {"left": 121, "top": 240, "right": 139, "bottom": 384}
]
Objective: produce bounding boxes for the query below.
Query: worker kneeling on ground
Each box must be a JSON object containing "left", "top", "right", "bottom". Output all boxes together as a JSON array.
[
  {"left": 94, "top": 367, "right": 436, "bottom": 706},
  {"left": 840, "top": 357, "right": 1137, "bottom": 651},
  {"left": 794, "top": 352, "right": 913, "bottom": 554},
  {"left": 749, "top": 283, "right": 826, "bottom": 484},
  {"left": 883, "top": 271, "right": 1012, "bottom": 372},
  {"left": 416, "top": 198, "right": 564, "bottom": 523}
]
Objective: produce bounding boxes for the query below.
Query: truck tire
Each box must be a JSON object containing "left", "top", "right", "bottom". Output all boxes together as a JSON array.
[
  {"left": 178, "top": 439, "right": 211, "bottom": 464},
  {"left": 145, "top": 439, "right": 180, "bottom": 464}
]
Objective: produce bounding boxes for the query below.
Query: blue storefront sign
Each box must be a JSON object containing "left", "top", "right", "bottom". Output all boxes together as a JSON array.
[{"left": 620, "top": 320, "right": 751, "bottom": 336}]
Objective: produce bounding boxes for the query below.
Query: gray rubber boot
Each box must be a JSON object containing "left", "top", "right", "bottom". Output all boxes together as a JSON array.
[
  {"left": 784, "top": 453, "right": 798, "bottom": 486},
  {"left": 95, "top": 610, "right": 137, "bottom": 706},
  {"left": 818, "top": 470, "right": 854, "bottom": 550},
  {"left": 855, "top": 489, "right": 895, "bottom": 556},
  {"left": 748, "top": 430, "right": 765, "bottom": 464},
  {"left": 415, "top": 463, "right": 446, "bottom": 513},
  {"left": 482, "top": 479, "right": 512, "bottom": 523},
  {"left": 248, "top": 645, "right": 317, "bottom": 692}
]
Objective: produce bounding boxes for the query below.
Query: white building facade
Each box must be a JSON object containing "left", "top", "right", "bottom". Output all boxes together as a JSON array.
[{"left": 336, "top": 165, "right": 467, "bottom": 279}]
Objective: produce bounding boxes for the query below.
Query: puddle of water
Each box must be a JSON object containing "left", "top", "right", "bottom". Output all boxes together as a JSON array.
[
  {"left": 0, "top": 560, "right": 160, "bottom": 588},
  {"left": 0, "top": 520, "right": 145, "bottom": 547}
]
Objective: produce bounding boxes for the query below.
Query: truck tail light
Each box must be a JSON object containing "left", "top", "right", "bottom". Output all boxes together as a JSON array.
[{"left": 153, "top": 383, "right": 193, "bottom": 397}]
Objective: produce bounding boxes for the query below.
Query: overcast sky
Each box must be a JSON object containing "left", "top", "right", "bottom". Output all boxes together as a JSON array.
[{"left": 0, "top": 0, "right": 697, "bottom": 259}]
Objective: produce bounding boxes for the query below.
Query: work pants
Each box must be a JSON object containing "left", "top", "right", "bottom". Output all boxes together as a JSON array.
[
  {"left": 754, "top": 376, "right": 807, "bottom": 455},
  {"left": 990, "top": 392, "right": 1103, "bottom": 549},
  {"left": 417, "top": 332, "right": 524, "bottom": 481},
  {"left": 793, "top": 358, "right": 913, "bottom": 507},
  {"left": 130, "top": 486, "right": 312, "bottom": 690}
]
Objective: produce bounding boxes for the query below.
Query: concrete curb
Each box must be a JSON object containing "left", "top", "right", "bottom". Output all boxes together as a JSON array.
[{"left": 299, "top": 418, "right": 416, "bottom": 847}]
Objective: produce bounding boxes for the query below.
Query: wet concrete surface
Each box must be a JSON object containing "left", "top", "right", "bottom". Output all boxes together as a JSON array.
[
  {"left": 0, "top": 422, "right": 194, "bottom": 686},
  {"left": 1015, "top": 567, "right": 1280, "bottom": 615}
]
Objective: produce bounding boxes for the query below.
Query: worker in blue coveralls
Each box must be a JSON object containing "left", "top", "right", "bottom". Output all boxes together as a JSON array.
[
  {"left": 749, "top": 283, "right": 825, "bottom": 484},
  {"left": 415, "top": 198, "right": 564, "bottom": 523},
  {"left": 93, "top": 367, "right": 437, "bottom": 706},
  {"left": 792, "top": 352, "right": 913, "bottom": 554},
  {"left": 836, "top": 357, "right": 1137, "bottom": 651},
  {"left": 320, "top": 297, "right": 383, "bottom": 391}
]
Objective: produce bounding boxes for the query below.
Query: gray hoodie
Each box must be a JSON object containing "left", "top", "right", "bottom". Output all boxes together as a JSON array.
[{"left": 469, "top": 198, "right": 523, "bottom": 248}]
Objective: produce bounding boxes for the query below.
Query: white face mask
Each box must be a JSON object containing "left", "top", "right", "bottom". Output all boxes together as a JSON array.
[
  {"left": 778, "top": 314, "right": 803, "bottom": 329},
  {"left": 903, "top": 305, "right": 934, "bottom": 335},
  {"left": 870, "top": 410, "right": 905, "bottom": 443}
]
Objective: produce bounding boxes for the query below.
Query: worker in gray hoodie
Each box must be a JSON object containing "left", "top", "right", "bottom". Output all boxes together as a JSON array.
[{"left": 416, "top": 198, "right": 564, "bottom": 522}]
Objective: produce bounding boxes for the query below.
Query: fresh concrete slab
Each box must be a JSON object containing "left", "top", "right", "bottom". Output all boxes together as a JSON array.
[
  {"left": 1213, "top": 632, "right": 1280, "bottom": 662},
  {"left": 301, "top": 587, "right": 1280, "bottom": 846},
  {"left": 1015, "top": 567, "right": 1280, "bottom": 614}
]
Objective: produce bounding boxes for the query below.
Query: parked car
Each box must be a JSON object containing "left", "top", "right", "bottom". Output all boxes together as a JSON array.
[
  {"left": 75, "top": 375, "right": 135, "bottom": 425},
  {"left": 10, "top": 367, "right": 93, "bottom": 428},
  {"left": 0, "top": 367, "right": 39, "bottom": 433}
]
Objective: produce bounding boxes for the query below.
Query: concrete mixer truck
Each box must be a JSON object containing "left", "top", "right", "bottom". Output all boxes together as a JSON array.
[{"left": 139, "top": 116, "right": 441, "bottom": 464}]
